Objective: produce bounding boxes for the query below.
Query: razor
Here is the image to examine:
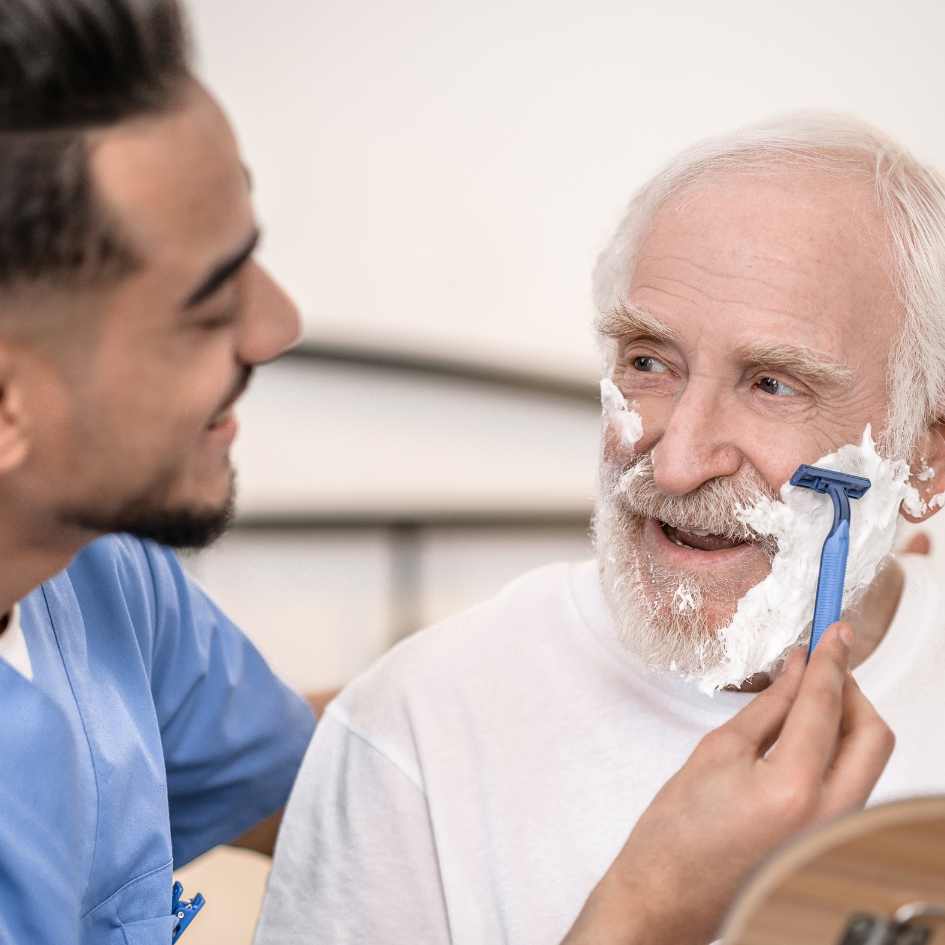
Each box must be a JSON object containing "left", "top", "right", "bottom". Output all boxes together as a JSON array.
[{"left": 790, "top": 465, "right": 872, "bottom": 658}]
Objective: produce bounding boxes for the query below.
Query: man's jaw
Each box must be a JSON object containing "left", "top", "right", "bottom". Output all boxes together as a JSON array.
[
  {"left": 595, "top": 496, "right": 777, "bottom": 681},
  {"left": 596, "top": 452, "right": 789, "bottom": 682}
]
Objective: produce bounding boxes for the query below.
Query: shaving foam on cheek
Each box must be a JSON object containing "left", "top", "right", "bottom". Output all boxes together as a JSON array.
[
  {"left": 697, "top": 425, "right": 912, "bottom": 694},
  {"left": 902, "top": 482, "right": 945, "bottom": 515},
  {"left": 902, "top": 457, "right": 944, "bottom": 513},
  {"left": 600, "top": 378, "right": 643, "bottom": 449}
]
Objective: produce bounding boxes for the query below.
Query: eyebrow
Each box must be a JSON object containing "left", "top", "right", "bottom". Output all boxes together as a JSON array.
[
  {"left": 595, "top": 302, "right": 677, "bottom": 343},
  {"left": 598, "top": 302, "right": 854, "bottom": 387},
  {"left": 183, "top": 228, "right": 261, "bottom": 309},
  {"left": 737, "top": 341, "right": 854, "bottom": 387}
]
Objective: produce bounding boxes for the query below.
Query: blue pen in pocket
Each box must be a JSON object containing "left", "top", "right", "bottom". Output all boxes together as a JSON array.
[
  {"left": 171, "top": 882, "right": 205, "bottom": 943},
  {"left": 789, "top": 465, "right": 871, "bottom": 659}
]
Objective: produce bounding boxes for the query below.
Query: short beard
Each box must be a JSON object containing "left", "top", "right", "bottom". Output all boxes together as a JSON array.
[
  {"left": 62, "top": 472, "right": 236, "bottom": 551},
  {"left": 594, "top": 453, "right": 775, "bottom": 677}
]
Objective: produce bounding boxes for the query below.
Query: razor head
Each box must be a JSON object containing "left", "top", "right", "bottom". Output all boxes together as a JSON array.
[{"left": 790, "top": 464, "right": 871, "bottom": 499}]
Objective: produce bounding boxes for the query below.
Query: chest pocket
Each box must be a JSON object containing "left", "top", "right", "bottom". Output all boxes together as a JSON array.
[
  {"left": 83, "top": 860, "right": 177, "bottom": 945},
  {"left": 119, "top": 914, "right": 178, "bottom": 945}
]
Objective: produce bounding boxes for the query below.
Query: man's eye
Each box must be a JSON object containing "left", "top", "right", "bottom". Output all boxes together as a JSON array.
[
  {"left": 631, "top": 355, "right": 669, "bottom": 374},
  {"left": 199, "top": 307, "right": 239, "bottom": 330},
  {"left": 757, "top": 376, "right": 797, "bottom": 397}
]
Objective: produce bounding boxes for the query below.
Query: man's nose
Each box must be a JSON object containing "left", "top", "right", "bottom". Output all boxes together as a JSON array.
[
  {"left": 650, "top": 382, "right": 744, "bottom": 496},
  {"left": 238, "top": 261, "right": 303, "bottom": 366}
]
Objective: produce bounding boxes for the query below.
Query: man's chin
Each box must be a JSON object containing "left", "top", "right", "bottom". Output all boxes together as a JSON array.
[
  {"left": 62, "top": 477, "right": 236, "bottom": 551},
  {"left": 118, "top": 500, "right": 234, "bottom": 550},
  {"left": 607, "top": 566, "right": 754, "bottom": 678}
]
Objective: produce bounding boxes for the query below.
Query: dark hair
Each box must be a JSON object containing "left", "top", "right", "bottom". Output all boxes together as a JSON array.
[{"left": 0, "top": 0, "right": 190, "bottom": 287}]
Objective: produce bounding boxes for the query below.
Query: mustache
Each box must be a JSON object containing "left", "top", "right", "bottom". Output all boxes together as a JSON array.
[
  {"left": 606, "top": 453, "right": 779, "bottom": 549},
  {"left": 216, "top": 367, "right": 253, "bottom": 416}
]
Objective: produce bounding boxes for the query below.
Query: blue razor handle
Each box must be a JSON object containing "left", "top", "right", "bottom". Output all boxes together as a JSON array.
[
  {"left": 808, "top": 514, "right": 849, "bottom": 654},
  {"left": 789, "top": 465, "right": 871, "bottom": 659}
]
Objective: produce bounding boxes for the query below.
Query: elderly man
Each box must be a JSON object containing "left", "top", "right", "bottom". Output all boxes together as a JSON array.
[{"left": 257, "top": 115, "right": 945, "bottom": 945}]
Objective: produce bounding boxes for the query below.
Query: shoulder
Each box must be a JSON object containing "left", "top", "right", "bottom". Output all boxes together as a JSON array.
[
  {"left": 61, "top": 535, "right": 190, "bottom": 660},
  {"left": 66, "top": 533, "right": 179, "bottom": 595},
  {"left": 62, "top": 534, "right": 165, "bottom": 613},
  {"left": 330, "top": 561, "right": 578, "bottom": 743},
  {"left": 354, "top": 561, "right": 572, "bottom": 681}
]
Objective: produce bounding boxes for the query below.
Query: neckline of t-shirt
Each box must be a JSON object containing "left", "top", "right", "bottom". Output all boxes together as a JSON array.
[
  {"left": 566, "top": 559, "right": 754, "bottom": 721},
  {"left": 566, "top": 553, "right": 935, "bottom": 721}
]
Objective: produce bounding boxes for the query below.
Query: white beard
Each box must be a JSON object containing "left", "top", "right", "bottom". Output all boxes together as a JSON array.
[
  {"left": 594, "top": 476, "right": 720, "bottom": 679},
  {"left": 596, "top": 425, "right": 912, "bottom": 694}
]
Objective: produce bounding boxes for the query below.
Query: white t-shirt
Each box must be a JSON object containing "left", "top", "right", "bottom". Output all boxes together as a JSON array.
[
  {"left": 256, "top": 554, "right": 945, "bottom": 945},
  {"left": 0, "top": 605, "right": 31, "bottom": 681}
]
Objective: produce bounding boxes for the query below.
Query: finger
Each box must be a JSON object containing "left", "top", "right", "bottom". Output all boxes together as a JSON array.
[
  {"left": 820, "top": 675, "right": 895, "bottom": 815},
  {"left": 767, "top": 623, "right": 851, "bottom": 778},
  {"left": 721, "top": 648, "right": 806, "bottom": 751},
  {"left": 901, "top": 531, "right": 932, "bottom": 556}
]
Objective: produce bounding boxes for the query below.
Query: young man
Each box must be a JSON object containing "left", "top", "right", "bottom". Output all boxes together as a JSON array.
[{"left": 0, "top": 3, "right": 313, "bottom": 941}]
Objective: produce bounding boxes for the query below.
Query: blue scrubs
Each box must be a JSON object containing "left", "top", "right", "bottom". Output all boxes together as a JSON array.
[{"left": 0, "top": 535, "right": 316, "bottom": 943}]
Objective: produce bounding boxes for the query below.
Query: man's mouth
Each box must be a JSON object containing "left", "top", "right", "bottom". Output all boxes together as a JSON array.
[
  {"left": 208, "top": 371, "right": 252, "bottom": 431},
  {"left": 207, "top": 406, "right": 236, "bottom": 432},
  {"left": 660, "top": 521, "right": 748, "bottom": 552}
]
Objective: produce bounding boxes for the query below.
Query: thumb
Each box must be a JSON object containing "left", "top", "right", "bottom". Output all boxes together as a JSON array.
[{"left": 901, "top": 532, "right": 932, "bottom": 556}]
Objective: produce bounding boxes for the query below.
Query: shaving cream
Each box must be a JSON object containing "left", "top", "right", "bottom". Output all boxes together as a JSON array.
[
  {"left": 600, "top": 378, "right": 643, "bottom": 449},
  {"left": 903, "top": 484, "right": 945, "bottom": 516},
  {"left": 697, "top": 425, "right": 911, "bottom": 693}
]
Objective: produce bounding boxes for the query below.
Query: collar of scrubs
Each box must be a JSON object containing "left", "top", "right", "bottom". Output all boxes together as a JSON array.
[{"left": 0, "top": 604, "right": 30, "bottom": 680}]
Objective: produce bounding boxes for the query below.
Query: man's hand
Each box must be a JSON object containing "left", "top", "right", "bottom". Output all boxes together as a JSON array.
[{"left": 563, "top": 623, "right": 895, "bottom": 945}]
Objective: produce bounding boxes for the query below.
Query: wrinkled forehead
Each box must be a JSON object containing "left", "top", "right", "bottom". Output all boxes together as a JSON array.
[{"left": 623, "top": 167, "right": 903, "bottom": 362}]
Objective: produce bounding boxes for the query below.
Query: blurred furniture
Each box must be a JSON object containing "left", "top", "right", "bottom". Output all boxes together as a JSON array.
[{"left": 723, "top": 796, "right": 945, "bottom": 945}]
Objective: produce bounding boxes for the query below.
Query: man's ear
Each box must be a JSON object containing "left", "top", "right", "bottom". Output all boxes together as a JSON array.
[
  {"left": 901, "top": 418, "right": 945, "bottom": 523},
  {"left": 0, "top": 345, "right": 31, "bottom": 476}
]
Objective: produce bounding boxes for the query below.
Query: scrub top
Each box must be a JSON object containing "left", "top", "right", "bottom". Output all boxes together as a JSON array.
[{"left": 0, "top": 535, "right": 317, "bottom": 944}]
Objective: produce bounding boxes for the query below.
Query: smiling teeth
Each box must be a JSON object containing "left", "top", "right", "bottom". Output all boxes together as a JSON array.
[
  {"left": 662, "top": 524, "right": 689, "bottom": 548},
  {"left": 663, "top": 522, "right": 715, "bottom": 538}
]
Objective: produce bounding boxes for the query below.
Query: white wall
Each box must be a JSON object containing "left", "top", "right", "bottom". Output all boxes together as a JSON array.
[
  {"left": 230, "top": 360, "right": 599, "bottom": 516},
  {"left": 192, "top": 0, "right": 945, "bottom": 382}
]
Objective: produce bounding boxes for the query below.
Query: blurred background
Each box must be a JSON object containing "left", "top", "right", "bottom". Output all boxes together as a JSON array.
[{"left": 174, "top": 0, "right": 945, "bottom": 940}]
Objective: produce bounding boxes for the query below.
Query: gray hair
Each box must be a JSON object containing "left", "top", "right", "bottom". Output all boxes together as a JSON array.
[{"left": 592, "top": 112, "right": 945, "bottom": 458}]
